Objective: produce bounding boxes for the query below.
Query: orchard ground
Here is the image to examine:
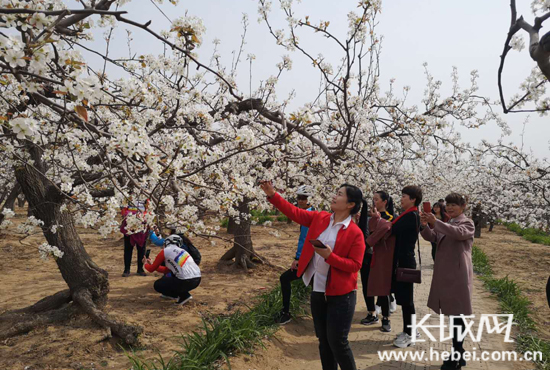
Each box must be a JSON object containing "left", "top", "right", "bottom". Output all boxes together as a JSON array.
[{"left": 0, "top": 205, "right": 548, "bottom": 370}]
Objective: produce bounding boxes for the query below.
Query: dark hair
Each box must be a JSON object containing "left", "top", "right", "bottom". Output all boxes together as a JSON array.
[
  {"left": 438, "top": 199, "right": 445, "bottom": 203},
  {"left": 402, "top": 185, "right": 423, "bottom": 207},
  {"left": 432, "top": 202, "right": 447, "bottom": 216},
  {"left": 340, "top": 184, "right": 368, "bottom": 238},
  {"left": 445, "top": 193, "right": 467, "bottom": 206},
  {"left": 375, "top": 190, "right": 394, "bottom": 216}
]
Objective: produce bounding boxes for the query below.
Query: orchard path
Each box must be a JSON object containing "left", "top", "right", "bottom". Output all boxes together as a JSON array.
[{"left": 233, "top": 238, "right": 533, "bottom": 370}]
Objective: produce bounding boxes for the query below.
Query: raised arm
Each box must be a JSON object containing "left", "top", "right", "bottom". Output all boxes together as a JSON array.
[
  {"left": 366, "top": 217, "right": 392, "bottom": 247},
  {"left": 434, "top": 219, "right": 475, "bottom": 241},
  {"left": 267, "top": 193, "right": 318, "bottom": 228},
  {"left": 421, "top": 225, "right": 437, "bottom": 243},
  {"left": 149, "top": 231, "right": 165, "bottom": 247},
  {"left": 325, "top": 229, "right": 366, "bottom": 273}
]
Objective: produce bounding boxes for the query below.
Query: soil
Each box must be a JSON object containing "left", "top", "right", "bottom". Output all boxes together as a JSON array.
[
  {"left": 0, "top": 207, "right": 300, "bottom": 370},
  {"left": 473, "top": 225, "right": 550, "bottom": 341},
  {"left": 2, "top": 210, "right": 548, "bottom": 370}
]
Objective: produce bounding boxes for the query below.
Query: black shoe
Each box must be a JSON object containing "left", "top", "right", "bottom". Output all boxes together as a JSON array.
[
  {"left": 360, "top": 313, "right": 379, "bottom": 325},
  {"left": 380, "top": 317, "right": 391, "bottom": 332},
  {"left": 122, "top": 271, "right": 130, "bottom": 277},
  {"left": 441, "top": 360, "right": 463, "bottom": 370},
  {"left": 137, "top": 271, "right": 146, "bottom": 276},
  {"left": 276, "top": 311, "right": 291, "bottom": 325}
]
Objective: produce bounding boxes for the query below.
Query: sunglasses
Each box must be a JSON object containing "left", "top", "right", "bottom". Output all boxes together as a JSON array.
[{"left": 297, "top": 195, "right": 308, "bottom": 201}]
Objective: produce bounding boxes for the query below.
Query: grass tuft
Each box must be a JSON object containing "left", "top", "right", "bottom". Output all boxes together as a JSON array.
[
  {"left": 128, "top": 280, "right": 311, "bottom": 370},
  {"left": 472, "top": 245, "right": 549, "bottom": 369}
]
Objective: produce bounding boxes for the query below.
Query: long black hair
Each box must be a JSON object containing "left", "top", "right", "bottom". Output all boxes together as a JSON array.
[
  {"left": 340, "top": 184, "right": 369, "bottom": 238},
  {"left": 375, "top": 190, "right": 394, "bottom": 216}
]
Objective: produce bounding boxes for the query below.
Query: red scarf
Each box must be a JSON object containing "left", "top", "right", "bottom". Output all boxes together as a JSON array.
[{"left": 392, "top": 206, "right": 418, "bottom": 224}]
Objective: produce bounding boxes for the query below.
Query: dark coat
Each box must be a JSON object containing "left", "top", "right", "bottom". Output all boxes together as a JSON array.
[{"left": 390, "top": 211, "right": 420, "bottom": 306}]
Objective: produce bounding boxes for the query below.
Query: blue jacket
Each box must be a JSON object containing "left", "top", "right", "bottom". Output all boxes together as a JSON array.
[{"left": 295, "top": 207, "right": 314, "bottom": 260}]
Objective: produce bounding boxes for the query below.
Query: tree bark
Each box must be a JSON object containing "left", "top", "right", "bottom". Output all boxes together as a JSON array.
[
  {"left": 0, "top": 182, "right": 21, "bottom": 224},
  {"left": 227, "top": 216, "right": 236, "bottom": 234},
  {"left": 6, "top": 161, "right": 142, "bottom": 344},
  {"left": 219, "top": 199, "right": 259, "bottom": 270}
]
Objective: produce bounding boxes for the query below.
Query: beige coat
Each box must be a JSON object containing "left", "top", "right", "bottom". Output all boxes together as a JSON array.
[{"left": 421, "top": 214, "right": 475, "bottom": 315}]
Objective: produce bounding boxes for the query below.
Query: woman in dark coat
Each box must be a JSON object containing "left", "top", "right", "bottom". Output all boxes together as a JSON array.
[{"left": 389, "top": 186, "right": 421, "bottom": 348}]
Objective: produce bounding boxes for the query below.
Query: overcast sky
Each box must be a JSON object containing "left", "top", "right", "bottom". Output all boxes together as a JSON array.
[{"left": 97, "top": 0, "right": 549, "bottom": 158}]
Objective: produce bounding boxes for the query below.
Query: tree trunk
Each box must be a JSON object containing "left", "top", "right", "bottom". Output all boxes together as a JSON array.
[
  {"left": 219, "top": 199, "right": 260, "bottom": 270},
  {"left": 227, "top": 216, "right": 237, "bottom": 234},
  {"left": 472, "top": 204, "right": 482, "bottom": 238},
  {"left": 1, "top": 162, "right": 142, "bottom": 345},
  {"left": 0, "top": 182, "right": 21, "bottom": 224}
]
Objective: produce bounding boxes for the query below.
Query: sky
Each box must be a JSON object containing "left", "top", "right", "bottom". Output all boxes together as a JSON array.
[{"left": 90, "top": 0, "right": 550, "bottom": 158}]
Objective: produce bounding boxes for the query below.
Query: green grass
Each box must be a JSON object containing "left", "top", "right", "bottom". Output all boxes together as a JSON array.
[
  {"left": 220, "top": 218, "right": 229, "bottom": 228},
  {"left": 472, "top": 245, "right": 549, "bottom": 369},
  {"left": 128, "top": 280, "right": 311, "bottom": 370},
  {"left": 276, "top": 215, "right": 289, "bottom": 222},
  {"left": 502, "top": 222, "right": 550, "bottom": 246}
]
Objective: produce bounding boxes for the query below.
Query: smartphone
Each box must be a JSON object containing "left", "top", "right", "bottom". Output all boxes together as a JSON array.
[
  {"left": 310, "top": 239, "right": 328, "bottom": 249},
  {"left": 423, "top": 201, "right": 432, "bottom": 214},
  {"left": 145, "top": 249, "right": 151, "bottom": 259}
]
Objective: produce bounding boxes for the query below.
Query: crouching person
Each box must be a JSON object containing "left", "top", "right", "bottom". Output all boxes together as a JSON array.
[{"left": 143, "top": 235, "right": 201, "bottom": 306}]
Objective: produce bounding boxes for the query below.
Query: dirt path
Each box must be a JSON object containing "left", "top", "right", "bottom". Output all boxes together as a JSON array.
[
  {"left": 474, "top": 225, "right": 550, "bottom": 341},
  {"left": 232, "top": 235, "right": 540, "bottom": 370}
]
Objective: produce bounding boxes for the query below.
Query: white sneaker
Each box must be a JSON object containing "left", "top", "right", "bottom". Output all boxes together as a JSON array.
[
  {"left": 390, "top": 300, "right": 397, "bottom": 313},
  {"left": 393, "top": 333, "right": 415, "bottom": 348},
  {"left": 160, "top": 294, "right": 177, "bottom": 300},
  {"left": 395, "top": 330, "right": 420, "bottom": 340},
  {"left": 175, "top": 295, "right": 193, "bottom": 306}
]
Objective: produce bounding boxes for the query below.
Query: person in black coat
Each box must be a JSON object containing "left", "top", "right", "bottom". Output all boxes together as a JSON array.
[{"left": 391, "top": 185, "right": 422, "bottom": 348}]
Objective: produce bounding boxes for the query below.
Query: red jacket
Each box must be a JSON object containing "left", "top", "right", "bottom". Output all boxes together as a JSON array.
[{"left": 268, "top": 193, "right": 366, "bottom": 296}]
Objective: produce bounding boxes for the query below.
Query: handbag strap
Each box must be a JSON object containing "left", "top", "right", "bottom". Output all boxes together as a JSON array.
[{"left": 415, "top": 211, "right": 422, "bottom": 269}]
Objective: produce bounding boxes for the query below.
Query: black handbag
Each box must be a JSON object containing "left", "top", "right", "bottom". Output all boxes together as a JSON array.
[{"left": 395, "top": 212, "right": 422, "bottom": 284}]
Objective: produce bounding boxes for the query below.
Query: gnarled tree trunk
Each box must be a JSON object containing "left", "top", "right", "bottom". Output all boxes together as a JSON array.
[
  {"left": 219, "top": 198, "right": 262, "bottom": 271},
  {"left": 0, "top": 182, "right": 21, "bottom": 224},
  {"left": 0, "top": 161, "right": 141, "bottom": 345}
]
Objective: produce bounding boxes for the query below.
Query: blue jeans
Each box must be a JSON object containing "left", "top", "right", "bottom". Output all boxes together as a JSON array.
[{"left": 311, "top": 291, "right": 357, "bottom": 370}]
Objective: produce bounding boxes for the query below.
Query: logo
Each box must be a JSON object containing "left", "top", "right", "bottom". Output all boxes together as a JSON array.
[{"left": 410, "top": 314, "right": 514, "bottom": 343}]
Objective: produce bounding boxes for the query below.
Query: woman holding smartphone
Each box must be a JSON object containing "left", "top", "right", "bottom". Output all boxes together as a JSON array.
[
  {"left": 260, "top": 181, "right": 367, "bottom": 370},
  {"left": 420, "top": 193, "right": 474, "bottom": 370},
  {"left": 360, "top": 191, "right": 395, "bottom": 332}
]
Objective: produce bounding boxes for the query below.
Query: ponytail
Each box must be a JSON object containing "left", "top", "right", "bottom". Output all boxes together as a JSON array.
[
  {"left": 357, "top": 199, "right": 369, "bottom": 238},
  {"left": 375, "top": 190, "right": 394, "bottom": 216}
]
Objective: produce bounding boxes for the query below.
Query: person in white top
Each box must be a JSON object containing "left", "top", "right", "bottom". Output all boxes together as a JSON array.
[{"left": 143, "top": 235, "right": 201, "bottom": 306}]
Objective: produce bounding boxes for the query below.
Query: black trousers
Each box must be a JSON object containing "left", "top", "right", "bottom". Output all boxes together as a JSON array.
[
  {"left": 123, "top": 235, "right": 145, "bottom": 273},
  {"left": 311, "top": 291, "right": 357, "bottom": 370},
  {"left": 280, "top": 268, "right": 300, "bottom": 313},
  {"left": 361, "top": 254, "right": 390, "bottom": 317},
  {"left": 451, "top": 316, "right": 466, "bottom": 357},
  {"left": 154, "top": 275, "right": 201, "bottom": 299},
  {"left": 402, "top": 303, "right": 416, "bottom": 336}
]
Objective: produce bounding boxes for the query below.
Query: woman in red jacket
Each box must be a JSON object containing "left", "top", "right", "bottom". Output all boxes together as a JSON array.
[{"left": 260, "top": 181, "right": 367, "bottom": 370}]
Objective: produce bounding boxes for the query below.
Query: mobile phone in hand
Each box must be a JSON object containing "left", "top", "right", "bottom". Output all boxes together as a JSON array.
[
  {"left": 423, "top": 202, "right": 431, "bottom": 214},
  {"left": 310, "top": 239, "right": 328, "bottom": 249},
  {"left": 145, "top": 249, "right": 151, "bottom": 259}
]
